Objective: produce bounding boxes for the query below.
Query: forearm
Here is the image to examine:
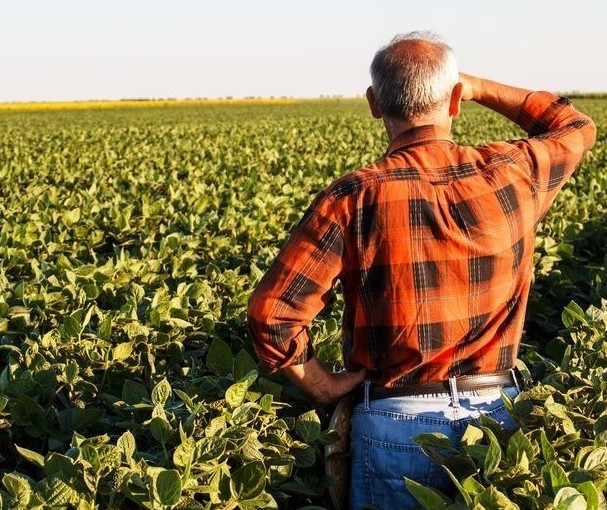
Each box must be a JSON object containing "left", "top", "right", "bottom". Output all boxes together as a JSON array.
[
  {"left": 459, "top": 73, "right": 532, "bottom": 124},
  {"left": 281, "top": 357, "right": 366, "bottom": 405}
]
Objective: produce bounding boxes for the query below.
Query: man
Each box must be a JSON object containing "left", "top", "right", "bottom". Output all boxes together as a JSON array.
[{"left": 247, "top": 32, "right": 596, "bottom": 508}]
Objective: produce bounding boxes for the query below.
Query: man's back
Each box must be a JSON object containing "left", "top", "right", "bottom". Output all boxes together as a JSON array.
[
  {"left": 324, "top": 123, "right": 536, "bottom": 386},
  {"left": 250, "top": 92, "right": 595, "bottom": 387}
]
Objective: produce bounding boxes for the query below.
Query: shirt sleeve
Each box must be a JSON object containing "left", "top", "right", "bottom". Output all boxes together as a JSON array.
[
  {"left": 509, "top": 92, "right": 597, "bottom": 220},
  {"left": 247, "top": 191, "right": 345, "bottom": 374}
]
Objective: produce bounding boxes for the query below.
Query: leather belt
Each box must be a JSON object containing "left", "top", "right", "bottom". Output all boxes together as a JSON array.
[{"left": 352, "top": 370, "right": 518, "bottom": 404}]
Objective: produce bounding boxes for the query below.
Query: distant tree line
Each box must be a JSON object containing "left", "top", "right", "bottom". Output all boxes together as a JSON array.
[{"left": 563, "top": 92, "right": 607, "bottom": 99}]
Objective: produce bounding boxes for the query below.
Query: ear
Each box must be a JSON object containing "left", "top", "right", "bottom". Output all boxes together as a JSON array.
[
  {"left": 449, "top": 82, "right": 463, "bottom": 117},
  {"left": 366, "top": 86, "right": 382, "bottom": 119}
]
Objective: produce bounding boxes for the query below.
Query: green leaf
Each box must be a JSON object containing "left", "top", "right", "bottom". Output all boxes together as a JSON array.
[
  {"left": 205, "top": 416, "right": 227, "bottom": 438},
  {"left": 64, "top": 361, "right": 79, "bottom": 385},
  {"left": 98, "top": 317, "right": 112, "bottom": 340},
  {"left": 198, "top": 436, "right": 227, "bottom": 462},
  {"left": 540, "top": 429, "right": 555, "bottom": 462},
  {"left": 82, "top": 283, "right": 100, "bottom": 300},
  {"left": 291, "top": 444, "right": 316, "bottom": 468},
  {"left": 80, "top": 444, "right": 100, "bottom": 472},
  {"left": 225, "top": 370, "right": 257, "bottom": 408},
  {"left": 15, "top": 445, "right": 45, "bottom": 468},
  {"left": 44, "top": 453, "right": 77, "bottom": 479},
  {"left": 474, "top": 486, "right": 519, "bottom": 509},
  {"left": 73, "top": 407, "right": 104, "bottom": 430},
  {"left": 461, "top": 425, "right": 484, "bottom": 446},
  {"left": 325, "top": 318, "right": 338, "bottom": 334},
  {"left": 61, "top": 314, "right": 83, "bottom": 338},
  {"left": 461, "top": 476, "right": 485, "bottom": 496},
  {"left": 41, "top": 476, "right": 74, "bottom": 507},
  {"left": 0, "top": 394, "right": 8, "bottom": 412},
  {"left": 117, "top": 431, "right": 136, "bottom": 460},
  {"left": 577, "top": 481, "right": 601, "bottom": 510},
  {"left": 2, "top": 472, "right": 32, "bottom": 504},
  {"left": 173, "top": 437, "right": 196, "bottom": 468},
  {"left": 169, "top": 317, "right": 193, "bottom": 329},
  {"left": 150, "top": 417, "right": 172, "bottom": 445},
  {"left": 481, "top": 426, "right": 502, "bottom": 479},
  {"left": 542, "top": 461, "right": 570, "bottom": 496},
  {"left": 239, "top": 493, "right": 277, "bottom": 510},
  {"left": 593, "top": 414, "right": 607, "bottom": 438},
  {"left": 10, "top": 394, "right": 46, "bottom": 437},
  {"left": 444, "top": 467, "right": 473, "bottom": 506},
  {"left": 151, "top": 378, "right": 172, "bottom": 407},
  {"left": 205, "top": 337, "right": 233, "bottom": 375},
  {"left": 583, "top": 447, "right": 607, "bottom": 470},
  {"left": 259, "top": 393, "right": 274, "bottom": 412},
  {"left": 63, "top": 207, "right": 81, "bottom": 225},
  {"left": 295, "top": 410, "right": 321, "bottom": 443},
  {"left": 545, "top": 398, "right": 570, "bottom": 420},
  {"left": 404, "top": 478, "right": 447, "bottom": 509},
  {"left": 230, "top": 460, "right": 266, "bottom": 501},
  {"left": 185, "top": 282, "right": 212, "bottom": 300},
  {"left": 154, "top": 469, "right": 182, "bottom": 506},
  {"left": 174, "top": 389, "right": 194, "bottom": 410},
  {"left": 562, "top": 300, "right": 587, "bottom": 329},
  {"left": 554, "top": 487, "right": 586, "bottom": 510},
  {"left": 233, "top": 349, "right": 258, "bottom": 381},
  {"left": 112, "top": 342, "right": 133, "bottom": 361},
  {"left": 413, "top": 433, "right": 456, "bottom": 451},
  {"left": 121, "top": 379, "right": 149, "bottom": 405},
  {"left": 506, "top": 429, "right": 534, "bottom": 466}
]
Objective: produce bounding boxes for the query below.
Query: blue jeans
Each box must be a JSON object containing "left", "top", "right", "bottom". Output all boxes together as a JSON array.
[{"left": 350, "top": 383, "right": 519, "bottom": 510}]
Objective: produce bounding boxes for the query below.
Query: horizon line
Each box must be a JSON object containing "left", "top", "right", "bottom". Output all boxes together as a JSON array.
[{"left": 2, "top": 91, "right": 605, "bottom": 112}]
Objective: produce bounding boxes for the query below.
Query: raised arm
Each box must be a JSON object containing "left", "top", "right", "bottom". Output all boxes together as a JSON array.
[
  {"left": 459, "top": 72, "right": 532, "bottom": 123},
  {"left": 459, "top": 72, "right": 596, "bottom": 218}
]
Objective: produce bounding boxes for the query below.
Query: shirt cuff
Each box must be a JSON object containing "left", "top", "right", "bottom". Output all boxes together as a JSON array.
[
  {"left": 516, "top": 91, "right": 570, "bottom": 136},
  {"left": 256, "top": 335, "right": 315, "bottom": 375}
]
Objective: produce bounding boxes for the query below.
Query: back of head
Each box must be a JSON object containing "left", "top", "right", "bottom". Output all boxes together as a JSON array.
[{"left": 370, "top": 31, "right": 458, "bottom": 120}]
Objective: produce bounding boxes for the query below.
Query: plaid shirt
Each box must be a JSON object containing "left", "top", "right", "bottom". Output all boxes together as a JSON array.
[{"left": 248, "top": 92, "right": 596, "bottom": 387}]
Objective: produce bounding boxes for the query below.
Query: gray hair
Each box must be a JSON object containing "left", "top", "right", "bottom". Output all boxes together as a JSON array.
[{"left": 370, "top": 31, "right": 458, "bottom": 120}]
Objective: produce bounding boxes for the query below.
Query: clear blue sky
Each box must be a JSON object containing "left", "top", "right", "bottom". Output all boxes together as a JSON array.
[{"left": 1, "top": 0, "right": 605, "bottom": 102}]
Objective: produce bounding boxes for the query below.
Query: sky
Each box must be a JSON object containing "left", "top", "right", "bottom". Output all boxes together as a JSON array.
[{"left": 1, "top": 0, "right": 606, "bottom": 102}]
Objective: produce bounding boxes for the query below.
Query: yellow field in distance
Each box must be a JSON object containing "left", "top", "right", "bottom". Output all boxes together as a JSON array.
[{"left": 0, "top": 97, "right": 300, "bottom": 112}]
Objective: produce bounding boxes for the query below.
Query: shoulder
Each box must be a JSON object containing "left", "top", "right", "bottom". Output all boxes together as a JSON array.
[
  {"left": 324, "top": 166, "right": 379, "bottom": 201},
  {"left": 324, "top": 156, "right": 416, "bottom": 201}
]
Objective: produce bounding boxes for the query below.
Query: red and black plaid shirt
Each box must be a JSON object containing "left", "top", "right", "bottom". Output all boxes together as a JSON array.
[{"left": 248, "top": 92, "right": 596, "bottom": 387}]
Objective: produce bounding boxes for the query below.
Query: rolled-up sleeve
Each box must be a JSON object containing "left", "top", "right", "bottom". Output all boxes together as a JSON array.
[
  {"left": 509, "top": 92, "right": 596, "bottom": 220},
  {"left": 247, "top": 191, "right": 345, "bottom": 374}
]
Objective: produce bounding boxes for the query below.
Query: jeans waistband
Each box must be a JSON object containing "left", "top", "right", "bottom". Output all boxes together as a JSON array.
[{"left": 352, "top": 369, "right": 519, "bottom": 408}]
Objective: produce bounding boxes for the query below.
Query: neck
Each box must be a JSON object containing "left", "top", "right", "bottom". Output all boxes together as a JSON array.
[{"left": 383, "top": 107, "right": 452, "bottom": 142}]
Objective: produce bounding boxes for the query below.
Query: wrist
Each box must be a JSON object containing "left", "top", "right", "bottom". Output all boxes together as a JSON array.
[
  {"left": 458, "top": 72, "right": 478, "bottom": 102},
  {"left": 331, "top": 369, "right": 366, "bottom": 400}
]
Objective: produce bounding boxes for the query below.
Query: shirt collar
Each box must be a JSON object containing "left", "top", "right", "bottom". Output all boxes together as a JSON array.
[{"left": 385, "top": 124, "right": 453, "bottom": 157}]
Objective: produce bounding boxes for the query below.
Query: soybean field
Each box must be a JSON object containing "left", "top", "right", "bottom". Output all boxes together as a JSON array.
[{"left": 0, "top": 98, "right": 606, "bottom": 509}]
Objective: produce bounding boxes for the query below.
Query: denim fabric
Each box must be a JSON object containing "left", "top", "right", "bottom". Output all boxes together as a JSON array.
[{"left": 349, "top": 385, "right": 519, "bottom": 510}]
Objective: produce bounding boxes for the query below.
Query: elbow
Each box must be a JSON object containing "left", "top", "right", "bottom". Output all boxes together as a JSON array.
[
  {"left": 247, "top": 290, "right": 274, "bottom": 338},
  {"left": 247, "top": 293, "right": 313, "bottom": 376},
  {"left": 246, "top": 292, "right": 277, "bottom": 375},
  {"left": 575, "top": 113, "right": 597, "bottom": 150},
  {"left": 246, "top": 292, "right": 267, "bottom": 347}
]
